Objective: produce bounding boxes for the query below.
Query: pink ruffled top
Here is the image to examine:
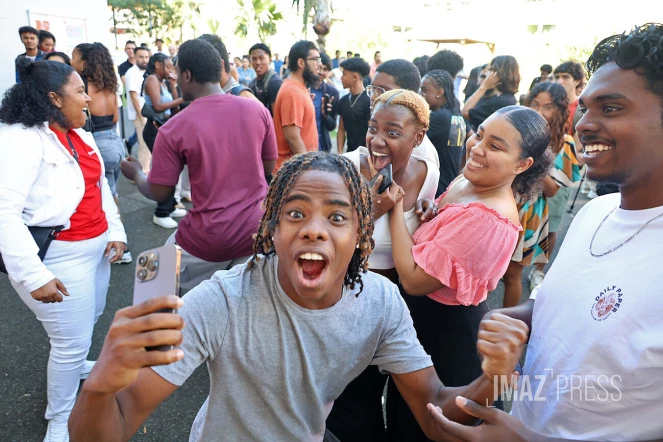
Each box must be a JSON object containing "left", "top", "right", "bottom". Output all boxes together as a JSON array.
[{"left": 411, "top": 197, "right": 522, "bottom": 306}]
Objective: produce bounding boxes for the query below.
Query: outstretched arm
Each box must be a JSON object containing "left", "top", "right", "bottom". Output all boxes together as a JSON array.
[
  {"left": 391, "top": 313, "right": 529, "bottom": 440},
  {"left": 69, "top": 296, "right": 184, "bottom": 441}
]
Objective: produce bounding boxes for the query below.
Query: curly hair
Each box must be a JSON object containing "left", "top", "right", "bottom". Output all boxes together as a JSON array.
[
  {"left": 428, "top": 50, "right": 464, "bottom": 78},
  {"left": 0, "top": 59, "right": 73, "bottom": 128},
  {"left": 423, "top": 69, "right": 461, "bottom": 113},
  {"left": 489, "top": 55, "right": 521, "bottom": 95},
  {"left": 526, "top": 82, "right": 570, "bottom": 154},
  {"left": 74, "top": 43, "right": 117, "bottom": 94},
  {"left": 374, "top": 89, "right": 430, "bottom": 130},
  {"left": 586, "top": 23, "right": 663, "bottom": 105},
  {"left": 249, "top": 152, "right": 375, "bottom": 294},
  {"left": 494, "top": 105, "right": 553, "bottom": 200}
]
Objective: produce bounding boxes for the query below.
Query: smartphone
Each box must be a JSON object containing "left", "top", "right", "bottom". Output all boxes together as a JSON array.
[
  {"left": 368, "top": 163, "right": 393, "bottom": 194},
  {"left": 133, "top": 245, "right": 182, "bottom": 351}
]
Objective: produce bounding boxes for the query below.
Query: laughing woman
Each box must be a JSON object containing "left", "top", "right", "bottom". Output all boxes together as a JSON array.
[
  {"left": 327, "top": 89, "right": 439, "bottom": 442},
  {"left": 386, "top": 105, "right": 553, "bottom": 441},
  {"left": 0, "top": 59, "right": 126, "bottom": 441}
]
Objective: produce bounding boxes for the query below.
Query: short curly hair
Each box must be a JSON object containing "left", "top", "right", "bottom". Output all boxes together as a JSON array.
[
  {"left": 493, "top": 105, "right": 553, "bottom": 200},
  {"left": 586, "top": 23, "right": 663, "bottom": 112},
  {"left": 0, "top": 59, "right": 73, "bottom": 128},
  {"left": 373, "top": 89, "right": 430, "bottom": 130},
  {"left": 249, "top": 152, "right": 374, "bottom": 294},
  {"left": 428, "top": 49, "right": 464, "bottom": 78}
]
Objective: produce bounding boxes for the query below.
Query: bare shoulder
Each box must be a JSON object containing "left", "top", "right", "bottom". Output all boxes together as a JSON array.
[{"left": 479, "top": 195, "right": 520, "bottom": 226}]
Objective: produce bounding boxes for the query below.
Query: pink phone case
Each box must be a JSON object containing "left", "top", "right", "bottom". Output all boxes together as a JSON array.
[{"left": 133, "top": 245, "right": 181, "bottom": 350}]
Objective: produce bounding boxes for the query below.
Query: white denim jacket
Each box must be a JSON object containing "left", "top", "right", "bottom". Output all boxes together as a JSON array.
[{"left": 0, "top": 123, "right": 127, "bottom": 292}]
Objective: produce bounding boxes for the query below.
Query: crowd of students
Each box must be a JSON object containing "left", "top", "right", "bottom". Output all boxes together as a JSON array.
[{"left": 1, "top": 21, "right": 662, "bottom": 442}]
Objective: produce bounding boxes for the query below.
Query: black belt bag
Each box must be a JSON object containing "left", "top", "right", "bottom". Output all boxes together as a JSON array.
[{"left": 0, "top": 225, "right": 64, "bottom": 274}]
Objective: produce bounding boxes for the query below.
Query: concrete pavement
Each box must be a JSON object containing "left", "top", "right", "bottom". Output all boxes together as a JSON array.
[{"left": 0, "top": 172, "right": 590, "bottom": 441}]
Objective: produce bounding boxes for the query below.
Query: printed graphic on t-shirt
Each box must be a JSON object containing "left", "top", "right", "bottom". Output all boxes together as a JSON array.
[
  {"left": 448, "top": 115, "right": 467, "bottom": 147},
  {"left": 590, "top": 285, "right": 623, "bottom": 321}
]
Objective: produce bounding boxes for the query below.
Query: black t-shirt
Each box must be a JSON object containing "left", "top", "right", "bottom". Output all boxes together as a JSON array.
[
  {"left": 251, "top": 71, "right": 283, "bottom": 115},
  {"left": 428, "top": 107, "right": 467, "bottom": 196},
  {"left": 467, "top": 93, "right": 517, "bottom": 131},
  {"left": 338, "top": 91, "right": 371, "bottom": 152},
  {"left": 118, "top": 60, "right": 133, "bottom": 77}
]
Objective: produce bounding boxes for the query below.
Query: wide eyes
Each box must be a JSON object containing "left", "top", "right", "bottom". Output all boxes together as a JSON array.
[{"left": 286, "top": 210, "right": 346, "bottom": 223}]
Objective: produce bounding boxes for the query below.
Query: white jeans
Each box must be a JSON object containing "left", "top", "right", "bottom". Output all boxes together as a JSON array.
[{"left": 11, "top": 233, "right": 110, "bottom": 421}]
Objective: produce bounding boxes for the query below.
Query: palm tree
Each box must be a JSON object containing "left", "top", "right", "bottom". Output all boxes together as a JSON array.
[{"left": 292, "top": 0, "right": 332, "bottom": 53}]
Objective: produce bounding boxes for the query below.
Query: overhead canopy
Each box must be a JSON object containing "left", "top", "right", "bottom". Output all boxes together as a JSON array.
[{"left": 415, "top": 37, "right": 496, "bottom": 54}]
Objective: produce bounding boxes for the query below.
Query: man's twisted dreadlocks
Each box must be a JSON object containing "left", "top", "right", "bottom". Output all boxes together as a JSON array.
[{"left": 249, "top": 152, "right": 375, "bottom": 294}]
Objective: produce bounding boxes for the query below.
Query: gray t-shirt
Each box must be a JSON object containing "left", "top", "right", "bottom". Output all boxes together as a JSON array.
[{"left": 152, "top": 255, "right": 432, "bottom": 441}]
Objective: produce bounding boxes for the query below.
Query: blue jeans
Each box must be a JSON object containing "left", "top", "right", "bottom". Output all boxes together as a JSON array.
[{"left": 93, "top": 129, "right": 124, "bottom": 196}]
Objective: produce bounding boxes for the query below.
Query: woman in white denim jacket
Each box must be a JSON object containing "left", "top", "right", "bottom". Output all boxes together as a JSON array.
[{"left": 0, "top": 58, "right": 127, "bottom": 441}]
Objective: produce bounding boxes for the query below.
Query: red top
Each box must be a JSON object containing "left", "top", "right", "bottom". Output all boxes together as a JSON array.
[
  {"left": 52, "top": 128, "right": 108, "bottom": 241},
  {"left": 567, "top": 100, "right": 579, "bottom": 135}
]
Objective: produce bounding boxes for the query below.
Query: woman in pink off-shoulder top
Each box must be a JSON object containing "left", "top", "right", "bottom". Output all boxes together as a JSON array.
[{"left": 385, "top": 105, "right": 554, "bottom": 442}]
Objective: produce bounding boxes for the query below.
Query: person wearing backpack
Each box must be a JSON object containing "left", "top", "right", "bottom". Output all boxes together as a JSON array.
[{"left": 249, "top": 43, "right": 283, "bottom": 115}]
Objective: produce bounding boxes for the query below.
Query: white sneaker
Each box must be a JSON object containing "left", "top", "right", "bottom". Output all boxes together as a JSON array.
[
  {"left": 80, "top": 360, "right": 96, "bottom": 380},
  {"left": 529, "top": 269, "right": 545, "bottom": 291},
  {"left": 112, "top": 250, "right": 133, "bottom": 265},
  {"left": 153, "top": 215, "right": 178, "bottom": 229},
  {"left": 170, "top": 208, "right": 187, "bottom": 218},
  {"left": 587, "top": 190, "right": 598, "bottom": 199},
  {"left": 44, "top": 417, "right": 69, "bottom": 442}
]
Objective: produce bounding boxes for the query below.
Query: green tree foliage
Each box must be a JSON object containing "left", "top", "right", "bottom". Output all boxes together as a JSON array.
[
  {"left": 108, "top": 0, "right": 200, "bottom": 43},
  {"left": 235, "top": 0, "right": 284, "bottom": 43}
]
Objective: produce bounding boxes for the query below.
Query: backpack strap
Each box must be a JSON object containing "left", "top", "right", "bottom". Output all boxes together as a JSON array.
[
  {"left": 230, "top": 84, "right": 252, "bottom": 97},
  {"left": 263, "top": 69, "right": 276, "bottom": 97}
]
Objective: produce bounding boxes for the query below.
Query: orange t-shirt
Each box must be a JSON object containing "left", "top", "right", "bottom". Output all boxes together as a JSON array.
[{"left": 273, "top": 79, "right": 318, "bottom": 170}]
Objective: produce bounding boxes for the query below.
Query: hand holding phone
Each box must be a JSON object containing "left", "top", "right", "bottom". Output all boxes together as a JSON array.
[
  {"left": 133, "top": 245, "right": 182, "bottom": 351},
  {"left": 83, "top": 295, "right": 185, "bottom": 395},
  {"left": 368, "top": 163, "right": 393, "bottom": 194}
]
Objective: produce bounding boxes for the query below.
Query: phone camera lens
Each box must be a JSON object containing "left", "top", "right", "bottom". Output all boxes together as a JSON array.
[
  {"left": 146, "top": 259, "right": 158, "bottom": 272},
  {"left": 137, "top": 268, "right": 148, "bottom": 280},
  {"left": 138, "top": 256, "right": 147, "bottom": 266}
]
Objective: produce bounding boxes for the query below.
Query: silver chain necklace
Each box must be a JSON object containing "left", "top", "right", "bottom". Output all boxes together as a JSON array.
[
  {"left": 589, "top": 206, "right": 663, "bottom": 257},
  {"left": 349, "top": 90, "right": 364, "bottom": 108}
]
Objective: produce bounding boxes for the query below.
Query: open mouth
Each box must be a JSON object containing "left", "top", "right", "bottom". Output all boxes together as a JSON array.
[
  {"left": 370, "top": 149, "right": 391, "bottom": 170},
  {"left": 296, "top": 252, "right": 329, "bottom": 286}
]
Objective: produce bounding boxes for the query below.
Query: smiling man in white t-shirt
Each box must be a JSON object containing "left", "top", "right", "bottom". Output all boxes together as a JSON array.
[{"left": 428, "top": 23, "right": 663, "bottom": 442}]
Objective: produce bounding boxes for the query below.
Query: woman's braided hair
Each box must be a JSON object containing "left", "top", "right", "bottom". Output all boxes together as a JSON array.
[
  {"left": 373, "top": 89, "right": 430, "bottom": 130},
  {"left": 249, "top": 151, "right": 375, "bottom": 294}
]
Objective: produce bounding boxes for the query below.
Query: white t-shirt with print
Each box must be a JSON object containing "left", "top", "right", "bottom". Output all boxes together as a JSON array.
[{"left": 512, "top": 193, "right": 663, "bottom": 441}]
